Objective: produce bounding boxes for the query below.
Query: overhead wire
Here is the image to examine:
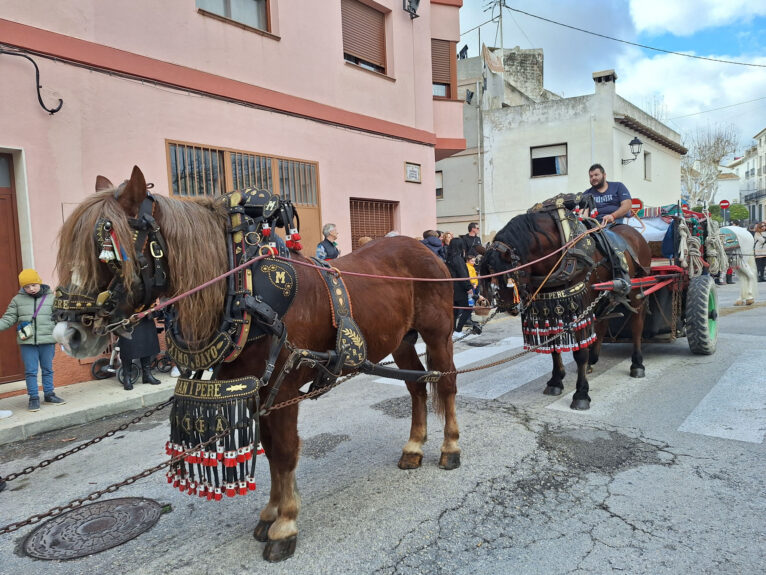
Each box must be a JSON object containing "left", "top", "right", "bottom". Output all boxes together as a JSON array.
[
  {"left": 667, "top": 96, "right": 766, "bottom": 120},
  {"left": 504, "top": 6, "right": 766, "bottom": 68}
]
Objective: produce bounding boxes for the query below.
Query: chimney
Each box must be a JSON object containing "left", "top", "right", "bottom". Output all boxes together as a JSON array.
[{"left": 592, "top": 69, "right": 617, "bottom": 94}]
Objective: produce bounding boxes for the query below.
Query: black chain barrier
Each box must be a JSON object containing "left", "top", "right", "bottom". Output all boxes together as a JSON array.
[{"left": 0, "top": 428, "right": 229, "bottom": 535}]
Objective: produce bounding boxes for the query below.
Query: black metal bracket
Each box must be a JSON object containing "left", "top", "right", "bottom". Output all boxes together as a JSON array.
[{"left": 0, "top": 49, "right": 63, "bottom": 114}]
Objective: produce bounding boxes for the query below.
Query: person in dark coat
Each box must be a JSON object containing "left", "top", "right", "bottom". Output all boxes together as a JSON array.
[
  {"left": 421, "top": 230, "right": 445, "bottom": 260},
  {"left": 118, "top": 316, "right": 161, "bottom": 389},
  {"left": 446, "top": 237, "right": 474, "bottom": 338},
  {"left": 461, "top": 222, "right": 483, "bottom": 257},
  {"left": 316, "top": 223, "right": 340, "bottom": 260}
]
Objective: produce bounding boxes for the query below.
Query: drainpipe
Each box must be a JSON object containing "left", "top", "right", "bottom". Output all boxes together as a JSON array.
[{"left": 477, "top": 80, "right": 484, "bottom": 240}]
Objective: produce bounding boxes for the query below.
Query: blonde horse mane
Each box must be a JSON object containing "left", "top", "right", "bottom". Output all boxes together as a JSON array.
[{"left": 57, "top": 190, "right": 229, "bottom": 346}]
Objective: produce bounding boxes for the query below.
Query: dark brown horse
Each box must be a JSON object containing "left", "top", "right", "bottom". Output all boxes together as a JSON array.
[
  {"left": 481, "top": 208, "right": 651, "bottom": 409},
  {"left": 52, "top": 166, "right": 460, "bottom": 562}
]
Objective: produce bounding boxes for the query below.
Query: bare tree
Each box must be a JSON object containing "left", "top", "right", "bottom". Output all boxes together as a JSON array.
[
  {"left": 681, "top": 125, "right": 738, "bottom": 205},
  {"left": 642, "top": 94, "right": 668, "bottom": 121}
]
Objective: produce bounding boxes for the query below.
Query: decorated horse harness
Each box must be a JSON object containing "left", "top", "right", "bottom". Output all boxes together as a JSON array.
[
  {"left": 53, "top": 184, "right": 440, "bottom": 501},
  {"left": 486, "top": 193, "right": 644, "bottom": 354}
]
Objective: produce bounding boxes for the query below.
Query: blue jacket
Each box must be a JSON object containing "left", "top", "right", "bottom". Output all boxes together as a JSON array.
[{"left": 421, "top": 236, "right": 446, "bottom": 260}]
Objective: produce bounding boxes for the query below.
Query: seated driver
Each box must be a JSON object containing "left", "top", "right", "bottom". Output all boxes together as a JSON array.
[{"left": 581, "top": 163, "right": 632, "bottom": 225}]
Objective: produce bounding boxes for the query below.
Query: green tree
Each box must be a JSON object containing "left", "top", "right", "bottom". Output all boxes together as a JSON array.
[
  {"left": 729, "top": 203, "right": 749, "bottom": 223},
  {"left": 693, "top": 204, "right": 722, "bottom": 223}
]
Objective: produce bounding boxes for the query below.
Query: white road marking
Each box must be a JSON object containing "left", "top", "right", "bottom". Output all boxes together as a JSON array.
[
  {"left": 678, "top": 351, "right": 766, "bottom": 443},
  {"left": 375, "top": 337, "right": 522, "bottom": 389}
]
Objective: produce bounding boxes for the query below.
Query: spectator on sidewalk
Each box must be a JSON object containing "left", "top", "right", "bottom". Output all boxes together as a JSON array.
[
  {"left": 461, "top": 222, "right": 483, "bottom": 257},
  {"left": 754, "top": 222, "right": 766, "bottom": 282},
  {"left": 0, "top": 269, "right": 64, "bottom": 412},
  {"left": 316, "top": 223, "right": 340, "bottom": 261},
  {"left": 421, "top": 229, "right": 445, "bottom": 259},
  {"left": 118, "top": 316, "right": 161, "bottom": 390}
]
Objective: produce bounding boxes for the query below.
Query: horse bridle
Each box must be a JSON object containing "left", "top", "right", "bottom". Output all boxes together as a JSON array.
[
  {"left": 52, "top": 188, "right": 169, "bottom": 335},
  {"left": 483, "top": 239, "right": 530, "bottom": 311}
]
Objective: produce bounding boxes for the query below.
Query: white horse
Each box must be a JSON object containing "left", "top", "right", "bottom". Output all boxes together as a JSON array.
[{"left": 720, "top": 226, "right": 758, "bottom": 306}]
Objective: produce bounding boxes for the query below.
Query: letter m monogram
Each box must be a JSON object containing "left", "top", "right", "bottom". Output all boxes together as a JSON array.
[{"left": 274, "top": 270, "right": 286, "bottom": 284}]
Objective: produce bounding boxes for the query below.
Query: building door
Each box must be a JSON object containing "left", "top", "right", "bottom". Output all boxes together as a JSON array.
[
  {"left": 349, "top": 198, "right": 398, "bottom": 249},
  {"left": 0, "top": 154, "right": 24, "bottom": 384}
]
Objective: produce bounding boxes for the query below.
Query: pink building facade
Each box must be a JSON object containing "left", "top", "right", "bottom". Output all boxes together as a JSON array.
[{"left": 0, "top": 0, "right": 464, "bottom": 384}]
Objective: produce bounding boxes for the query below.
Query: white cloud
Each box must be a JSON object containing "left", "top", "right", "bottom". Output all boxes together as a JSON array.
[
  {"left": 457, "top": 1, "right": 766, "bottom": 149},
  {"left": 615, "top": 50, "right": 766, "bottom": 146},
  {"left": 629, "top": 0, "right": 766, "bottom": 36}
]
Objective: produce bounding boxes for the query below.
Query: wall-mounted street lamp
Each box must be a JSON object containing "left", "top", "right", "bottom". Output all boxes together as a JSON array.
[
  {"left": 621, "top": 136, "right": 643, "bottom": 165},
  {"left": 403, "top": 0, "right": 420, "bottom": 19}
]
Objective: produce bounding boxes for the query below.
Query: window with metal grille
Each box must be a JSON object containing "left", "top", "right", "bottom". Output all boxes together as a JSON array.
[
  {"left": 341, "top": 0, "right": 386, "bottom": 74},
  {"left": 349, "top": 198, "right": 398, "bottom": 248},
  {"left": 277, "top": 159, "right": 318, "bottom": 205},
  {"left": 231, "top": 152, "right": 273, "bottom": 192},
  {"left": 168, "top": 142, "right": 319, "bottom": 206},
  {"left": 431, "top": 39, "right": 455, "bottom": 98},
  {"left": 196, "top": 0, "right": 270, "bottom": 32},
  {"left": 169, "top": 143, "right": 226, "bottom": 197}
]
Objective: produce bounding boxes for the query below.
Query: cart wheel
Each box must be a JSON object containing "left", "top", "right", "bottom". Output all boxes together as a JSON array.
[
  {"left": 91, "top": 357, "right": 113, "bottom": 380},
  {"left": 118, "top": 363, "right": 140, "bottom": 385},
  {"left": 155, "top": 355, "right": 173, "bottom": 373},
  {"left": 686, "top": 275, "right": 718, "bottom": 355}
]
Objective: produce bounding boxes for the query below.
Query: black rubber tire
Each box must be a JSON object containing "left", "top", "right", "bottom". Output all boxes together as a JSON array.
[
  {"left": 154, "top": 356, "right": 173, "bottom": 373},
  {"left": 118, "top": 363, "right": 140, "bottom": 385},
  {"left": 91, "top": 357, "right": 113, "bottom": 380},
  {"left": 686, "top": 275, "right": 718, "bottom": 355}
]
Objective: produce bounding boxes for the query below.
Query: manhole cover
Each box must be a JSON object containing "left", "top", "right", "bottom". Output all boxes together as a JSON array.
[{"left": 23, "top": 497, "right": 162, "bottom": 560}]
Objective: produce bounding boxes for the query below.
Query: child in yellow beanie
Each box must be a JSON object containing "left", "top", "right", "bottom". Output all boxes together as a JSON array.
[{"left": 0, "top": 269, "right": 65, "bottom": 411}]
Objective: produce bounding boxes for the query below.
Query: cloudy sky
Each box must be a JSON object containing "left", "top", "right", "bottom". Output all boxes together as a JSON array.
[{"left": 458, "top": 0, "right": 766, "bottom": 152}]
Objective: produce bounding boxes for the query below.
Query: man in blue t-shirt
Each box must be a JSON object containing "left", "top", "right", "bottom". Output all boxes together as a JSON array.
[{"left": 583, "top": 164, "right": 632, "bottom": 224}]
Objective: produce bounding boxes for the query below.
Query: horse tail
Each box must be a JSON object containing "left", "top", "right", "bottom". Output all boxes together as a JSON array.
[
  {"left": 429, "top": 381, "right": 446, "bottom": 418},
  {"left": 423, "top": 350, "right": 447, "bottom": 419}
]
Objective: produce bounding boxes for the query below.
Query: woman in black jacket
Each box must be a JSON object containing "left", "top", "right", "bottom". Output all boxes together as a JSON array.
[
  {"left": 446, "top": 237, "right": 473, "bottom": 337},
  {"left": 118, "top": 316, "right": 161, "bottom": 389}
]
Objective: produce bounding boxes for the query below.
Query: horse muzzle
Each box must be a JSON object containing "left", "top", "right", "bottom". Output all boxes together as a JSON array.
[{"left": 53, "top": 321, "right": 109, "bottom": 358}]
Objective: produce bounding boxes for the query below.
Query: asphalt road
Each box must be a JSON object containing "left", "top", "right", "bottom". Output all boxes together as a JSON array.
[{"left": 0, "top": 282, "right": 764, "bottom": 574}]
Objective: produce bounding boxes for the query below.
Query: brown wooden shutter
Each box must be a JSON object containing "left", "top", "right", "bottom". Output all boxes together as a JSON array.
[
  {"left": 432, "top": 39, "right": 452, "bottom": 85},
  {"left": 341, "top": 0, "right": 386, "bottom": 70}
]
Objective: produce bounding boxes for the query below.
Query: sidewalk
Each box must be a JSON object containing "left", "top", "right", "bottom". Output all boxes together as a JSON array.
[{"left": 0, "top": 371, "right": 175, "bottom": 444}]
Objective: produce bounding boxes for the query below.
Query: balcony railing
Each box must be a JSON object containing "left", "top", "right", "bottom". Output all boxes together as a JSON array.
[{"left": 744, "top": 190, "right": 766, "bottom": 203}]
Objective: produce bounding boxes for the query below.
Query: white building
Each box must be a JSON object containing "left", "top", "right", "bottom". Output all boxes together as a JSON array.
[
  {"left": 728, "top": 137, "right": 764, "bottom": 223},
  {"left": 436, "top": 50, "right": 686, "bottom": 242}
]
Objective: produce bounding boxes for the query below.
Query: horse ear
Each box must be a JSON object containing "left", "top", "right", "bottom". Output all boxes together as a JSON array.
[
  {"left": 95, "top": 175, "right": 114, "bottom": 192},
  {"left": 116, "top": 165, "right": 148, "bottom": 217}
]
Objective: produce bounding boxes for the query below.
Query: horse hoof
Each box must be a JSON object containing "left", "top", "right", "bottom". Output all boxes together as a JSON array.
[
  {"left": 398, "top": 452, "right": 423, "bottom": 469},
  {"left": 438, "top": 452, "right": 461, "bottom": 470},
  {"left": 630, "top": 367, "right": 645, "bottom": 378},
  {"left": 570, "top": 399, "right": 590, "bottom": 410},
  {"left": 543, "top": 386, "right": 563, "bottom": 396},
  {"left": 263, "top": 535, "right": 297, "bottom": 562},
  {"left": 253, "top": 519, "right": 274, "bottom": 542},
  {"left": 746, "top": 298, "right": 755, "bottom": 306},
  {"left": 733, "top": 300, "right": 745, "bottom": 306},
  {"left": 586, "top": 365, "right": 594, "bottom": 374}
]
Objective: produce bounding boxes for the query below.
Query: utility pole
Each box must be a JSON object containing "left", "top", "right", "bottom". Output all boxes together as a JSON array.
[{"left": 498, "top": 0, "right": 504, "bottom": 88}]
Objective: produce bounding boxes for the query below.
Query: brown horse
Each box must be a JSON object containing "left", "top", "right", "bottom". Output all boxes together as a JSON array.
[
  {"left": 481, "top": 209, "right": 651, "bottom": 409},
  {"left": 52, "top": 166, "right": 460, "bottom": 562}
]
